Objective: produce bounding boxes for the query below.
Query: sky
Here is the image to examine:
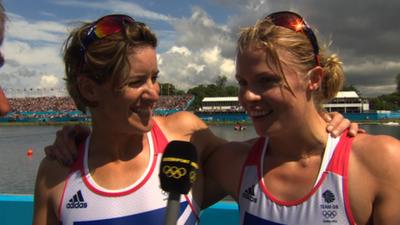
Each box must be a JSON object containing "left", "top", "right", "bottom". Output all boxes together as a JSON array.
[{"left": 1, "top": 0, "right": 399, "bottom": 98}]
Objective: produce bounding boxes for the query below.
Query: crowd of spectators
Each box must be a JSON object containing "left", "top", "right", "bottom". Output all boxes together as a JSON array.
[
  {"left": 1, "top": 95, "right": 194, "bottom": 122},
  {"left": 155, "top": 95, "right": 193, "bottom": 111},
  {"left": 8, "top": 96, "right": 77, "bottom": 112}
]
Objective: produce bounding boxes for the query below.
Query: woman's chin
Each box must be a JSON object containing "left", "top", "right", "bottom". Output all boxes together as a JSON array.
[
  {"left": 127, "top": 117, "right": 153, "bottom": 133},
  {"left": 254, "top": 122, "right": 282, "bottom": 137}
]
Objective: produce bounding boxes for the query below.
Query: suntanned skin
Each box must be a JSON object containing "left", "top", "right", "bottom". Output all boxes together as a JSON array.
[
  {"left": 39, "top": 31, "right": 359, "bottom": 225},
  {"left": 205, "top": 47, "right": 400, "bottom": 225},
  {"left": 0, "top": 87, "right": 10, "bottom": 116},
  {"left": 32, "top": 46, "right": 228, "bottom": 225},
  {"left": 32, "top": 111, "right": 227, "bottom": 225}
]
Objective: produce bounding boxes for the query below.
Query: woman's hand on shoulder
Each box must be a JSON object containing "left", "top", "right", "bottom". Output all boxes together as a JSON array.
[
  {"left": 323, "top": 111, "right": 363, "bottom": 137},
  {"left": 44, "top": 125, "right": 90, "bottom": 166}
]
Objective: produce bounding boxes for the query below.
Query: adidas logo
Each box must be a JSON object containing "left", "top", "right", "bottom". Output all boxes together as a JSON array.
[
  {"left": 66, "top": 190, "right": 88, "bottom": 209},
  {"left": 242, "top": 185, "right": 257, "bottom": 203}
]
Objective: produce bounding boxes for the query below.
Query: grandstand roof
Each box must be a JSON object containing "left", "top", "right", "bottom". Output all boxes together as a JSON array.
[
  {"left": 202, "top": 97, "right": 238, "bottom": 102},
  {"left": 335, "top": 91, "right": 360, "bottom": 98}
]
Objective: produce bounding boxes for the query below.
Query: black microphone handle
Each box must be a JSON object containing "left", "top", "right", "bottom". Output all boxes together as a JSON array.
[{"left": 164, "top": 192, "right": 180, "bottom": 225}]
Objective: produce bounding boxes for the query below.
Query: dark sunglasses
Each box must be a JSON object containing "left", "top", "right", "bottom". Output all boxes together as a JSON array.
[
  {"left": 80, "top": 14, "right": 145, "bottom": 53},
  {"left": 266, "top": 11, "right": 320, "bottom": 66}
]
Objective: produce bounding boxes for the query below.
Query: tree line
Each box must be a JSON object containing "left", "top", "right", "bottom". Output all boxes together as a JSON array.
[{"left": 360, "top": 73, "right": 400, "bottom": 111}]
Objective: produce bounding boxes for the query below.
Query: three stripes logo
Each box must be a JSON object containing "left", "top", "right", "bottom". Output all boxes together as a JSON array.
[
  {"left": 242, "top": 184, "right": 257, "bottom": 203},
  {"left": 66, "top": 190, "right": 88, "bottom": 209}
]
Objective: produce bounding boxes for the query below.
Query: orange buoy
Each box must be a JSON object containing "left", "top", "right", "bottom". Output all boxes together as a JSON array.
[{"left": 26, "top": 148, "right": 33, "bottom": 157}]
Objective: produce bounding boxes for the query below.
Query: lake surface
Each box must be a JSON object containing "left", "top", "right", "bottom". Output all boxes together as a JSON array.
[{"left": 0, "top": 124, "right": 398, "bottom": 194}]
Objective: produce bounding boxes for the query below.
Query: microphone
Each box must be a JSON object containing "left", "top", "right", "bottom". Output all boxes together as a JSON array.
[{"left": 159, "top": 140, "right": 198, "bottom": 225}]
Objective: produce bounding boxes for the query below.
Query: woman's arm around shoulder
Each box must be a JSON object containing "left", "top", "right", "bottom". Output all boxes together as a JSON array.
[
  {"left": 155, "top": 111, "right": 209, "bottom": 139},
  {"left": 154, "top": 111, "right": 227, "bottom": 162},
  {"left": 204, "top": 139, "right": 256, "bottom": 201},
  {"left": 351, "top": 134, "right": 400, "bottom": 225},
  {"left": 32, "top": 156, "right": 70, "bottom": 225}
]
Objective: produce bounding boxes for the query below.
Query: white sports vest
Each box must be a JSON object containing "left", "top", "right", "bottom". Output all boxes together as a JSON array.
[
  {"left": 238, "top": 132, "right": 356, "bottom": 225},
  {"left": 58, "top": 122, "right": 199, "bottom": 225}
]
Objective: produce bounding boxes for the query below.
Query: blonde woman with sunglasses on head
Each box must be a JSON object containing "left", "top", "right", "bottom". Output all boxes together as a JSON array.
[{"left": 206, "top": 11, "right": 400, "bottom": 225}]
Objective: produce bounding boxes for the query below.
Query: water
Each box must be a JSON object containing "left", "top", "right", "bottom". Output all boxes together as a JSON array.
[{"left": 0, "top": 124, "right": 398, "bottom": 194}]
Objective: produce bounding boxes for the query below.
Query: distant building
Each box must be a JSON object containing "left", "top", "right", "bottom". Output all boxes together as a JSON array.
[
  {"left": 323, "top": 91, "right": 369, "bottom": 113},
  {"left": 199, "top": 97, "right": 244, "bottom": 112},
  {"left": 200, "top": 91, "right": 369, "bottom": 113}
]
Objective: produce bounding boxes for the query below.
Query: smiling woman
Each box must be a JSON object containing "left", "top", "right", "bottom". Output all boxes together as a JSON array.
[
  {"left": 206, "top": 11, "right": 400, "bottom": 225},
  {"left": 31, "top": 14, "right": 206, "bottom": 225}
]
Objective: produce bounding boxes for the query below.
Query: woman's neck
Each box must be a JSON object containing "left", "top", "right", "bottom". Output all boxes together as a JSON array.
[
  {"left": 89, "top": 125, "right": 147, "bottom": 162},
  {"left": 267, "top": 110, "right": 329, "bottom": 160}
]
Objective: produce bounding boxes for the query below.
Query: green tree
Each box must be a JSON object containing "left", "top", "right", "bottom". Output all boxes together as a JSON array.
[
  {"left": 368, "top": 74, "right": 400, "bottom": 111},
  {"left": 159, "top": 83, "right": 184, "bottom": 96},
  {"left": 187, "top": 85, "right": 207, "bottom": 110},
  {"left": 369, "top": 93, "right": 400, "bottom": 111},
  {"left": 216, "top": 75, "right": 227, "bottom": 88},
  {"left": 225, "top": 85, "right": 239, "bottom": 96}
]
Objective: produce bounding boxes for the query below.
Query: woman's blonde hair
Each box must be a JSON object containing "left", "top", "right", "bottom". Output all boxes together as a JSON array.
[
  {"left": 237, "top": 16, "right": 344, "bottom": 107},
  {"left": 63, "top": 16, "right": 157, "bottom": 112}
]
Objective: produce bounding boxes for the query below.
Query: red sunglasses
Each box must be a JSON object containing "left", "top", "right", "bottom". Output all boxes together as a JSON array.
[
  {"left": 80, "top": 14, "right": 144, "bottom": 53},
  {"left": 266, "top": 11, "right": 320, "bottom": 66}
]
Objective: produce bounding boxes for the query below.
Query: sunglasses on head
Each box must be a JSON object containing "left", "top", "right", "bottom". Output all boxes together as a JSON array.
[
  {"left": 80, "top": 14, "right": 145, "bottom": 53},
  {"left": 266, "top": 11, "right": 320, "bottom": 66}
]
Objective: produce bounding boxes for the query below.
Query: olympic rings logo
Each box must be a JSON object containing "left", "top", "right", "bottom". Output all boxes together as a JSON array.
[
  {"left": 322, "top": 210, "right": 337, "bottom": 219},
  {"left": 162, "top": 165, "right": 187, "bottom": 179}
]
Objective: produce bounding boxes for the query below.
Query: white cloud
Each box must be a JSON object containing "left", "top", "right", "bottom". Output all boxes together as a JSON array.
[
  {"left": 186, "top": 63, "right": 205, "bottom": 74},
  {"left": 6, "top": 13, "right": 66, "bottom": 43},
  {"left": 40, "top": 74, "right": 59, "bottom": 88},
  {"left": 1, "top": 4, "right": 240, "bottom": 96},
  {"left": 172, "top": 7, "right": 236, "bottom": 57},
  {"left": 0, "top": 13, "right": 65, "bottom": 96},
  {"left": 168, "top": 46, "right": 191, "bottom": 56},
  {"left": 4, "top": 40, "right": 62, "bottom": 66},
  {"left": 159, "top": 45, "right": 235, "bottom": 90},
  {"left": 53, "top": 0, "right": 174, "bottom": 22},
  {"left": 201, "top": 46, "right": 220, "bottom": 64},
  {"left": 220, "top": 58, "right": 235, "bottom": 76}
]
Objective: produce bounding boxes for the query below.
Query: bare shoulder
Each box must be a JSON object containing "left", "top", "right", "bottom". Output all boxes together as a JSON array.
[
  {"left": 36, "top": 156, "right": 71, "bottom": 192},
  {"left": 154, "top": 111, "right": 206, "bottom": 139},
  {"left": 350, "top": 134, "right": 400, "bottom": 224},
  {"left": 352, "top": 133, "right": 400, "bottom": 180},
  {"left": 32, "top": 156, "right": 71, "bottom": 224}
]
